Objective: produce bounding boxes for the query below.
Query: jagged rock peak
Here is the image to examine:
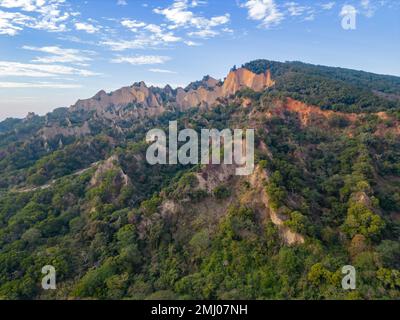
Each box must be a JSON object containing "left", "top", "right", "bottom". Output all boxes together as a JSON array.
[
  {"left": 131, "top": 81, "right": 147, "bottom": 88},
  {"left": 185, "top": 75, "right": 220, "bottom": 91},
  {"left": 222, "top": 68, "right": 275, "bottom": 95},
  {"left": 69, "top": 66, "right": 275, "bottom": 113},
  {"left": 93, "top": 90, "right": 107, "bottom": 100}
]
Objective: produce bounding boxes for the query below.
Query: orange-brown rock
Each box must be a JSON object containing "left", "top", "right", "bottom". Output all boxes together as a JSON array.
[
  {"left": 267, "top": 98, "right": 358, "bottom": 126},
  {"left": 222, "top": 68, "right": 275, "bottom": 96},
  {"left": 71, "top": 82, "right": 164, "bottom": 113}
]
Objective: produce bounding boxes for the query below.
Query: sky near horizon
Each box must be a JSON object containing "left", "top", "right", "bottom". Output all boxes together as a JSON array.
[{"left": 0, "top": 0, "right": 399, "bottom": 120}]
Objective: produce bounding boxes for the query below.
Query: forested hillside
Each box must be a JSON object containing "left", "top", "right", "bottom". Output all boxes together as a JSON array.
[
  {"left": 0, "top": 60, "right": 399, "bottom": 300},
  {"left": 243, "top": 59, "right": 400, "bottom": 112}
]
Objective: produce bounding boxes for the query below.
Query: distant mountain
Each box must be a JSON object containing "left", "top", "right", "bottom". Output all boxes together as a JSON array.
[{"left": 70, "top": 67, "right": 274, "bottom": 112}]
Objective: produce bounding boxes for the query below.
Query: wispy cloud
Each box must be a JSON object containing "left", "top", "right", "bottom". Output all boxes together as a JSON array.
[
  {"left": 101, "top": 30, "right": 181, "bottom": 51},
  {"left": 121, "top": 19, "right": 146, "bottom": 32},
  {"left": 100, "top": 0, "right": 232, "bottom": 50},
  {"left": 360, "top": 0, "right": 375, "bottom": 17},
  {"left": 101, "top": 39, "right": 160, "bottom": 51},
  {"left": 75, "top": 22, "right": 100, "bottom": 34},
  {"left": 0, "top": 81, "right": 82, "bottom": 89},
  {"left": 120, "top": 19, "right": 181, "bottom": 44},
  {"left": 0, "top": 61, "right": 99, "bottom": 77},
  {"left": 22, "top": 46, "right": 94, "bottom": 65},
  {"left": 241, "top": 0, "right": 284, "bottom": 28},
  {"left": 154, "top": 0, "right": 230, "bottom": 39},
  {"left": 111, "top": 55, "right": 171, "bottom": 65},
  {"left": 0, "top": 10, "right": 32, "bottom": 35},
  {"left": 154, "top": 0, "right": 229, "bottom": 28},
  {"left": 285, "top": 2, "right": 308, "bottom": 16},
  {"left": 0, "top": 0, "right": 71, "bottom": 34},
  {"left": 188, "top": 29, "right": 218, "bottom": 38},
  {"left": 149, "top": 68, "right": 177, "bottom": 74},
  {"left": 184, "top": 40, "right": 201, "bottom": 46},
  {"left": 321, "top": 2, "right": 335, "bottom": 10}
]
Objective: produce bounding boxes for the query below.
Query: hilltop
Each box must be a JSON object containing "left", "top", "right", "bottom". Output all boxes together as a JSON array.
[{"left": 0, "top": 60, "right": 399, "bottom": 300}]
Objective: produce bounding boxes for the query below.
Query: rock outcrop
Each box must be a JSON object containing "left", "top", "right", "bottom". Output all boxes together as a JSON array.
[
  {"left": 39, "top": 121, "right": 91, "bottom": 140},
  {"left": 71, "top": 82, "right": 165, "bottom": 113},
  {"left": 222, "top": 68, "right": 275, "bottom": 96},
  {"left": 69, "top": 68, "right": 275, "bottom": 114},
  {"left": 248, "top": 166, "right": 305, "bottom": 246},
  {"left": 36, "top": 67, "right": 276, "bottom": 141},
  {"left": 90, "top": 155, "right": 130, "bottom": 187}
]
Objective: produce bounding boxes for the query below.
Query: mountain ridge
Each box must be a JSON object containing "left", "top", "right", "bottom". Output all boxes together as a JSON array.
[
  {"left": 0, "top": 59, "right": 399, "bottom": 300},
  {"left": 1, "top": 59, "right": 400, "bottom": 126}
]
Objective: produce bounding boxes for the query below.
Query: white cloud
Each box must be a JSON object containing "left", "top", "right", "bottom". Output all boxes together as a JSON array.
[
  {"left": 184, "top": 40, "right": 201, "bottom": 46},
  {"left": 360, "top": 0, "right": 375, "bottom": 17},
  {"left": 121, "top": 19, "right": 146, "bottom": 32},
  {"left": 101, "top": 38, "right": 164, "bottom": 51},
  {"left": 154, "top": 0, "right": 197, "bottom": 27},
  {"left": 154, "top": 0, "right": 230, "bottom": 38},
  {"left": 188, "top": 29, "right": 218, "bottom": 38},
  {"left": 321, "top": 2, "right": 335, "bottom": 10},
  {"left": 57, "top": 35, "right": 96, "bottom": 45},
  {"left": 100, "top": 39, "right": 145, "bottom": 51},
  {"left": 160, "top": 32, "right": 181, "bottom": 42},
  {"left": 304, "top": 13, "right": 315, "bottom": 21},
  {"left": 0, "top": 81, "right": 82, "bottom": 88},
  {"left": 209, "top": 14, "right": 230, "bottom": 27},
  {"left": 0, "top": 0, "right": 71, "bottom": 35},
  {"left": 149, "top": 68, "right": 177, "bottom": 74},
  {"left": 75, "top": 22, "right": 99, "bottom": 34},
  {"left": 111, "top": 55, "right": 171, "bottom": 65},
  {"left": 285, "top": 2, "right": 308, "bottom": 16},
  {"left": 122, "top": 19, "right": 181, "bottom": 41},
  {"left": 361, "top": 0, "right": 370, "bottom": 9},
  {"left": 242, "top": 0, "right": 284, "bottom": 28},
  {"left": 113, "top": 18, "right": 182, "bottom": 50},
  {"left": 22, "top": 45, "right": 94, "bottom": 65},
  {"left": 108, "top": 1, "right": 231, "bottom": 51},
  {"left": 117, "top": 0, "right": 127, "bottom": 5},
  {"left": 0, "top": 61, "right": 99, "bottom": 77},
  {"left": 0, "top": 10, "right": 32, "bottom": 35},
  {"left": 0, "top": 0, "right": 55, "bottom": 13},
  {"left": 145, "top": 23, "right": 162, "bottom": 33}
]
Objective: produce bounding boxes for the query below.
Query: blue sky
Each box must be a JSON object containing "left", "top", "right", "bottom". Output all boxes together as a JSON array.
[{"left": 0, "top": 0, "right": 399, "bottom": 120}]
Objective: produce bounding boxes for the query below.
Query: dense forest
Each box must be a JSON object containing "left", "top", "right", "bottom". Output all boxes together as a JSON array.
[
  {"left": 243, "top": 59, "right": 400, "bottom": 112},
  {"left": 0, "top": 60, "right": 399, "bottom": 300}
]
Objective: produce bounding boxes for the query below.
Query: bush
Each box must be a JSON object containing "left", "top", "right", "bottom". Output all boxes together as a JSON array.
[
  {"left": 342, "top": 203, "right": 385, "bottom": 239},
  {"left": 284, "top": 211, "right": 308, "bottom": 234}
]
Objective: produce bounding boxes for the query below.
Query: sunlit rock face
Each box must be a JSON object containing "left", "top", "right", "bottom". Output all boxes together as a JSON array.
[
  {"left": 71, "top": 82, "right": 164, "bottom": 113},
  {"left": 222, "top": 68, "right": 275, "bottom": 96}
]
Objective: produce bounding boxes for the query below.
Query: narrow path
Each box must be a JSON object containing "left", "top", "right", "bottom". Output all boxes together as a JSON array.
[{"left": 14, "top": 161, "right": 100, "bottom": 193}]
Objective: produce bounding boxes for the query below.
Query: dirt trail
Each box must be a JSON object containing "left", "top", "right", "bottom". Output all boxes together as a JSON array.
[{"left": 14, "top": 161, "right": 100, "bottom": 193}]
